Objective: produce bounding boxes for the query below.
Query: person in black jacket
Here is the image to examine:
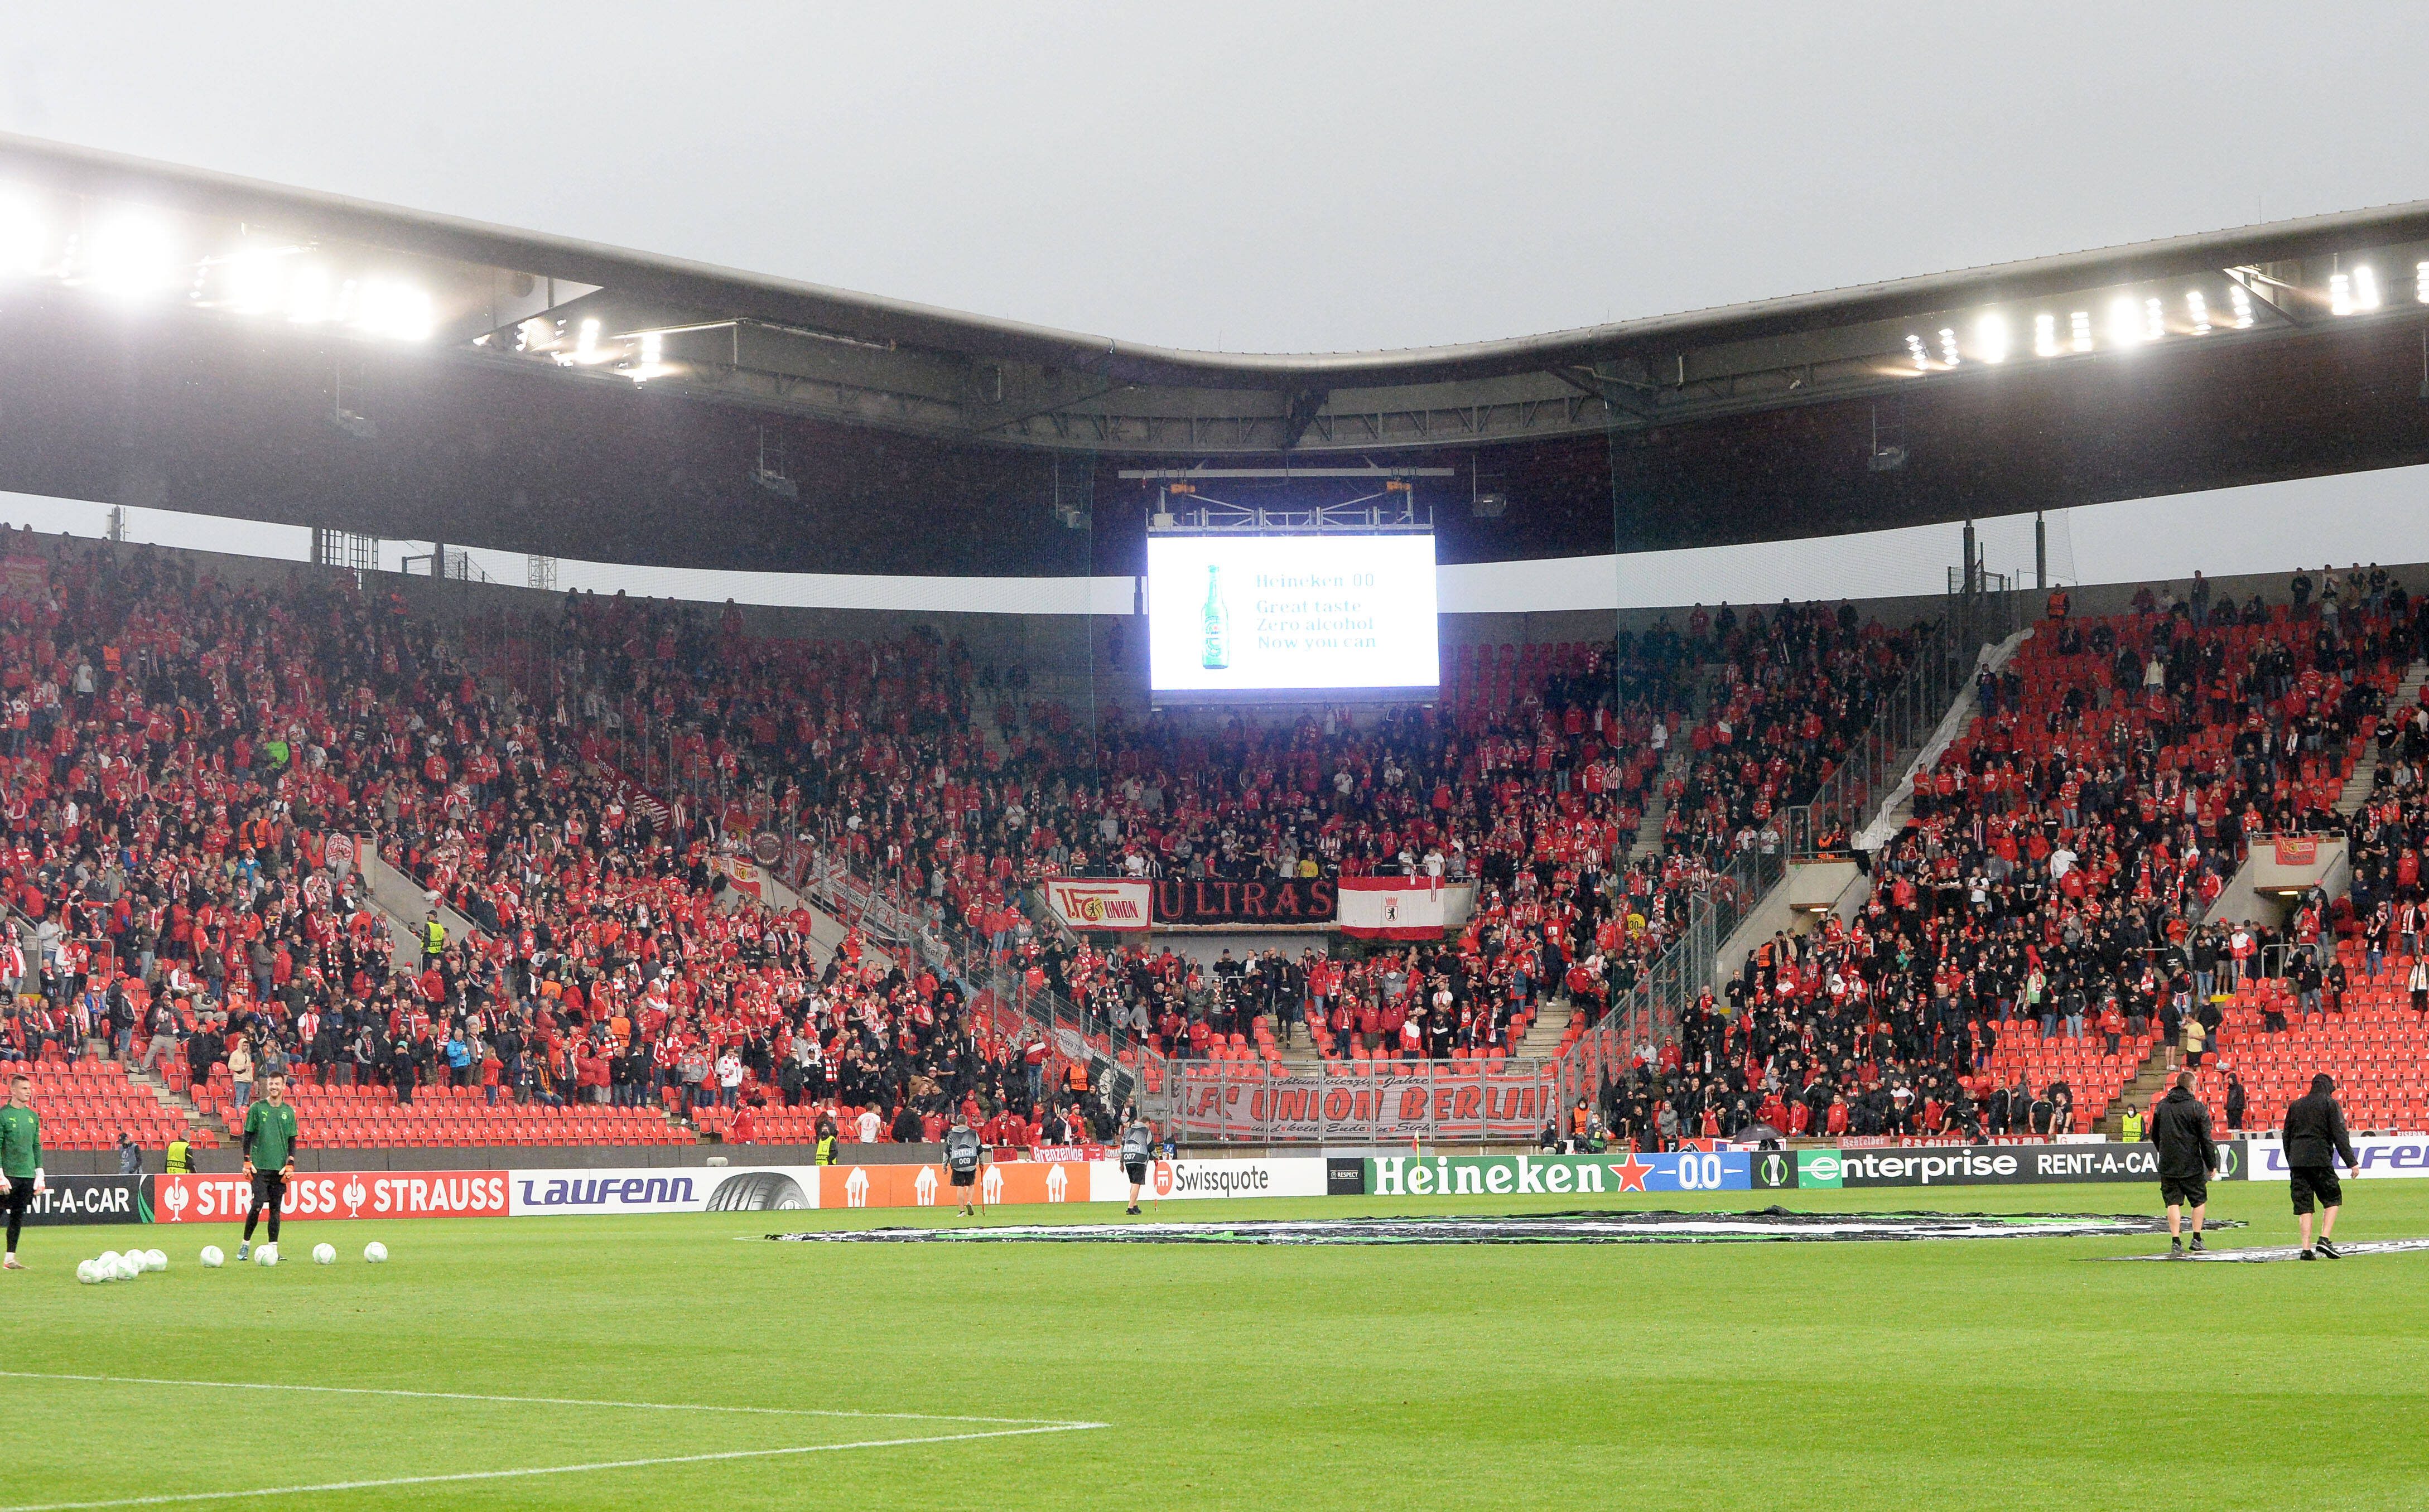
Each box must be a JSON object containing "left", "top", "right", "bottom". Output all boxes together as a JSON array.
[
  {"left": 2281, "top": 1073, "right": 2361, "bottom": 1259},
  {"left": 2149, "top": 1073, "right": 2218, "bottom": 1257}
]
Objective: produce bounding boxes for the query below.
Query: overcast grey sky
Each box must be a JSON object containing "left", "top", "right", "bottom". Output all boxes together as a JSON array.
[{"left": 3, "top": 2, "right": 2428, "bottom": 597}]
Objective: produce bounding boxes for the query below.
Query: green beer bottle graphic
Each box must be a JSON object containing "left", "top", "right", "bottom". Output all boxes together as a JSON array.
[{"left": 1201, "top": 564, "right": 1230, "bottom": 669}]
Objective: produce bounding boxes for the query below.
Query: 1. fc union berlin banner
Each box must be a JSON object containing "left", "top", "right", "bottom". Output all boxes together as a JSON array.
[
  {"left": 1335, "top": 875, "right": 1449, "bottom": 940},
  {"left": 1043, "top": 878, "right": 1153, "bottom": 932},
  {"left": 1178, "top": 1069, "right": 1551, "bottom": 1141}
]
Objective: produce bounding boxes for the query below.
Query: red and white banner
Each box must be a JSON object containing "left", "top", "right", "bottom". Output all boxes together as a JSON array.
[
  {"left": 152, "top": 1171, "right": 509, "bottom": 1223},
  {"left": 0, "top": 554, "right": 45, "bottom": 603},
  {"left": 1006, "top": 1144, "right": 1109, "bottom": 1163},
  {"left": 1043, "top": 878, "right": 1152, "bottom": 933},
  {"left": 1336, "top": 876, "right": 1448, "bottom": 940},
  {"left": 720, "top": 857, "right": 765, "bottom": 900},
  {"left": 1177, "top": 1069, "right": 1551, "bottom": 1142},
  {"left": 2273, "top": 837, "right": 2320, "bottom": 867}
]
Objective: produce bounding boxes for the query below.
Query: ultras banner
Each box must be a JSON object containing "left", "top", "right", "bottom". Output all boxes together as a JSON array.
[
  {"left": 1151, "top": 877, "right": 1334, "bottom": 928},
  {"left": 1367, "top": 1151, "right": 1750, "bottom": 1196},
  {"left": 1175, "top": 1069, "right": 1553, "bottom": 1142},
  {"left": 1746, "top": 1141, "right": 2252, "bottom": 1189}
]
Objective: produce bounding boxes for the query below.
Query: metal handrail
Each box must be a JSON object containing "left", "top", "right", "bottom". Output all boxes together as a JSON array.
[{"left": 1781, "top": 614, "right": 1968, "bottom": 857}]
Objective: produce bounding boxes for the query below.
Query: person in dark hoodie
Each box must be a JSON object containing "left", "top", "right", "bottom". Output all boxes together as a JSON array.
[
  {"left": 2281, "top": 1073, "right": 2361, "bottom": 1260},
  {"left": 2149, "top": 1071, "right": 2218, "bottom": 1258}
]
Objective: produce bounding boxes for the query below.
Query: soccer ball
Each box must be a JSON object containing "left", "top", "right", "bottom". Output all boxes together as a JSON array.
[
  {"left": 144, "top": 1249, "right": 168, "bottom": 1272},
  {"left": 113, "top": 1253, "right": 142, "bottom": 1281},
  {"left": 75, "top": 1259, "right": 99, "bottom": 1285},
  {"left": 312, "top": 1243, "right": 336, "bottom": 1265},
  {"left": 97, "top": 1250, "right": 121, "bottom": 1274},
  {"left": 254, "top": 1242, "right": 279, "bottom": 1268},
  {"left": 362, "top": 1242, "right": 388, "bottom": 1264},
  {"left": 199, "top": 1245, "right": 225, "bottom": 1268}
]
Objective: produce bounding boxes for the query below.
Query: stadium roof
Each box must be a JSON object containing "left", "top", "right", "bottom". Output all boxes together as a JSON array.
[{"left": 1, "top": 131, "right": 2426, "bottom": 576}]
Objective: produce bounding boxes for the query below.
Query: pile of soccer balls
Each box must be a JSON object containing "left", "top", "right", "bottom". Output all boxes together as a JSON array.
[
  {"left": 80, "top": 1242, "right": 389, "bottom": 1281},
  {"left": 75, "top": 1248, "right": 166, "bottom": 1283}
]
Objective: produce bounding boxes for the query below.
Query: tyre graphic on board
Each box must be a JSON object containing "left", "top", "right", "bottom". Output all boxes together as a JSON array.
[{"left": 706, "top": 1171, "right": 810, "bottom": 1212}]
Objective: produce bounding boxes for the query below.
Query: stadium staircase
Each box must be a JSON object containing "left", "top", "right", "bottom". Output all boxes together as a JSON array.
[
  {"left": 1627, "top": 728, "right": 1694, "bottom": 863},
  {"left": 13, "top": 1045, "right": 221, "bottom": 1153},
  {"left": 2100, "top": 1046, "right": 2177, "bottom": 1137},
  {"left": 1853, "top": 625, "right": 2030, "bottom": 851},
  {"left": 2336, "top": 659, "right": 2428, "bottom": 816},
  {"left": 123, "top": 1054, "right": 231, "bottom": 1147},
  {"left": 1628, "top": 671, "right": 1710, "bottom": 863}
]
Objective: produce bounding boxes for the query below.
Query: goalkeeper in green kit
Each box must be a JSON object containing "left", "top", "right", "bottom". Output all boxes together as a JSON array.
[
  {"left": 2, "top": 1071, "right": 44, "bottom": 1270},
  {"left": 238, "top": 1073, "right": 299, "bottom": 1261}
]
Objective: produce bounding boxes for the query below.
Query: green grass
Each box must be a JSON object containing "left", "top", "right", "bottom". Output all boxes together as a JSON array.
[{"left": 7, "top": 1181, "right": 2428, "bottom": 1510}]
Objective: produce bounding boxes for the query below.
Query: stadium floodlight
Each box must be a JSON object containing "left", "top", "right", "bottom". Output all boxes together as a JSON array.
[
  {"left": 2186, "top": 291, "right": 2210, "bottom": 334},
  {"left": 2229, "top": 284, "right": 2254, "bottom": 329},
  {"left": 1975, "top": 313, "right": 2008, "bottom": 364},
  {"left": 629, "top": 329, "right": 668, "bottom": 381},
  {"left": 224, "top": 245, "right": 287, "bottom": 315},
  {"left": 84, "top": 212, "right": 179, "bottom": 298},
  {"left": 2330, "top": 272, "right": 2353, "bottom": 316},
  {"left": 1904, "top": 332, "right": 1929, "bottom": 371},
  {"left": 2143, "top": 297, "right": 2165, "bottom": 342},
  {"left": 2034, "top": 312, "right": 2060, "bottom": 357},
  {"left": 0, "top": 196, "right": 47, "bottom": 276},
  {"left": 577, "top": 317, "right": 600, "bottom": 360},
  {"left": 1938, "top": 327, "right": 1959, "bottom": 366},
  {"left": 2070, "top": 311, "right": 2093, "bottom": 352},
  {"left": 2354, "top": 265, "right": 2381, "bottom": 310},
  {"left": 2107, "top": 297, "right": 2143, "bottom": 347},
  {"left": 354, "top": 278, "right": 433, "bottom": 341},
  {"left": 286, "top": 262, "right": 334, "bottom": 323}
]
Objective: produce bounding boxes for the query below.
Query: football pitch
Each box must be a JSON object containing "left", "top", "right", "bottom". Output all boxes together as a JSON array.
[{"left": 8, "top": 1181, "right": 2428, "bottom": 1511}]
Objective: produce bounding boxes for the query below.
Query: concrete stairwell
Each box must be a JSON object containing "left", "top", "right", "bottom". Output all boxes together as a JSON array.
[
  {"left": 1628, "top": 736, "right": 1692, "bottom": 863},
  {"left": 356, "top": 847, "right": 481, "bottom": 973},
  {"left": 1512, "top": 1011, "right": 1574, "bottom": 1062},
  {"left": 123, "top": 1059, "right": 230, "bottom": 1144},
  {"left": 2338, "top": 660, "right": 2428, "bottom": 817},
  {"left": 1630, "top": 675, "right": 1713, "bottom": 863},
  {"left": 2102, "top": 1044, "right": 2176, "bottom": 1137}
]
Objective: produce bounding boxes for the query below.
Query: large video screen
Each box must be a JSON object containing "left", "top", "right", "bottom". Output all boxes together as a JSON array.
[{"left": 1146, "top": 532, "right": 1439, "bottom": 701}]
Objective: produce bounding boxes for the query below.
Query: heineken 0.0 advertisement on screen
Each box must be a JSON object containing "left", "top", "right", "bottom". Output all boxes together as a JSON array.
[{"left": 1146, "top": 532, "right": 1439, "bottom": 701}]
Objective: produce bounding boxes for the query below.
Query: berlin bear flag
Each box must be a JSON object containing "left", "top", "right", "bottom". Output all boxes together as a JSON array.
[{"left": 1336, "top": 875, "right": 1447, "bottom": 940}]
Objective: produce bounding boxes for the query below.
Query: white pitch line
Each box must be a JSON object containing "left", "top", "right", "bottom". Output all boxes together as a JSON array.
[
  {"left": 0, "top": 1424, "right": 1110, "bottom": 1512},
  {"left": 0, "top": 1370, "right": 1083, "bottom": 1426}
]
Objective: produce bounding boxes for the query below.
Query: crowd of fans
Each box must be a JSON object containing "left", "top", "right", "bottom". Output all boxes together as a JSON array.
[
  {"left": 0, "top": 520, "right": 2115, "bottom": 1158},
  {"left": 1680, "top": 567, "right": 2422, "bottom": 1142}
]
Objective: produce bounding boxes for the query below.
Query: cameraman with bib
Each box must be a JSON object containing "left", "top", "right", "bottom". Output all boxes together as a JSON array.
[{"left": 1121, "top": 1106, "right": 1156, "bottom": 1216}]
